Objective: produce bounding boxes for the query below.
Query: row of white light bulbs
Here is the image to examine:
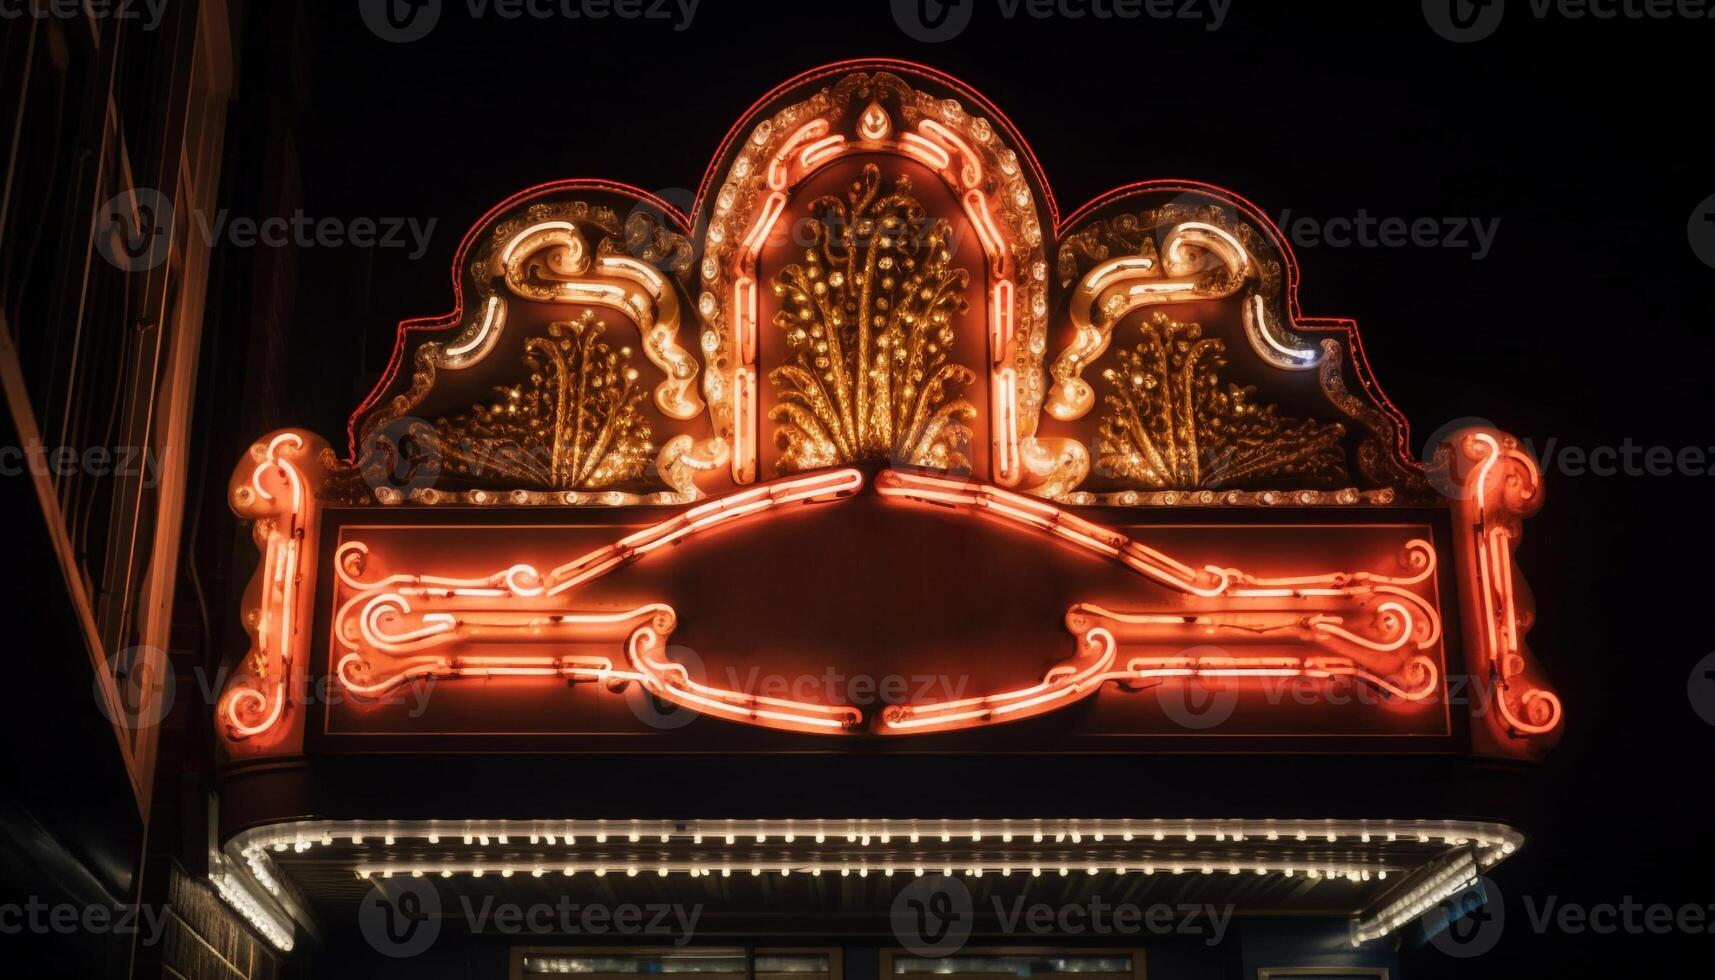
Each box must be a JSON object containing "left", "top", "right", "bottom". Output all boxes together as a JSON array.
[
  {"left": 211, "top": 873, "right": 295, "bottom": 951},
  {"left": 271, "top": 828, "right": 1514, "bottom": 849},
  {"left": 247, "top": 818, "right": 1517, "bottom": 846},
  {"left": 353, "top": 861, "right": 1392, "bottom": 881},
  {"left": 243, "top": 847, "right": 287, "bottom": 899},
  {"left": 1350, "top": 852, "right": 1483, "bottom": 945}
]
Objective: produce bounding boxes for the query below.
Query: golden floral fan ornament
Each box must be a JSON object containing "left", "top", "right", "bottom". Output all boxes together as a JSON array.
[
  {"left": 768, "top": 165, "right": 977, "bottom": 473},
  {"left": 1097, "top": 313, "right": 1347, "bottom": 489},
  {"left": 422, "top": 310, "right": 654, "bottom": 490}
]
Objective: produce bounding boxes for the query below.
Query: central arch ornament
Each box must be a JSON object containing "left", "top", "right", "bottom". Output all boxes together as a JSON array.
[
  {"left": 212, "top": 60, "right": 1560, "bottom": 759},
  {"left": 769, "top": 164, "right": 978, "bottom": 473},
  {"left": 698, "top": 69, "right": 1064, "bottom": 491}
]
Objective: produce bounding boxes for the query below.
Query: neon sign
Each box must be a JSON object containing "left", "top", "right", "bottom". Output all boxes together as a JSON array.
[{"left": 215, "top": 60, "right": 1559, "bottom": 756}]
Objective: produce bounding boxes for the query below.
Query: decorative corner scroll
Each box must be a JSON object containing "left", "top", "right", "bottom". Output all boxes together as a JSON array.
[
  {"left": 217, "top": 430, "right": 330, "bottom": 743},
  {"left": 1446, "top": 427, "right": 1562, "bottom": 740}
]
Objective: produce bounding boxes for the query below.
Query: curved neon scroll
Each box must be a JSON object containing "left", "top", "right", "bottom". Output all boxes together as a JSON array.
[
  {"left": 1456, "top": 430, "right": 1562, "bottom": 738},
  {"left": 329, "top": 469, "right": 866, "bottom": 736},
  {"left": 1047, "top": 217, "right": 1321, "bottom": 425},
  {"left": 873, "top": 471, "right": 1442, "bottom": 733},
  {"left": 219, "top": 431, "right": 326, "bottom": 741}
]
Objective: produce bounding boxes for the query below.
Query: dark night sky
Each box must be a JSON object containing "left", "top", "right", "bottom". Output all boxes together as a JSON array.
[{"left": 224, "top": 2, "right": 1714, "bottom": 975}]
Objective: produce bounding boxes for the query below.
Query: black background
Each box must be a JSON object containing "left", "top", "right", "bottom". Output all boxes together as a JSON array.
[{"left": 214, "top": 1, "right": 1714, "bottom": 976}]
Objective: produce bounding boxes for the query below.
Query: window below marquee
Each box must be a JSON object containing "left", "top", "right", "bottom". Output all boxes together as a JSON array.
[
  {"left": 884, "top": 951, "right": 1144, "bottom": 980},
  {"left": 515, "top": 948, "right": 838, "bottom": 980}
]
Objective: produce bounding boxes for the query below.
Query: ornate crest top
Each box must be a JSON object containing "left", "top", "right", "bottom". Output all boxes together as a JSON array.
[{"left": 329, "top": 60, "right": 1432, "bottom": 510}]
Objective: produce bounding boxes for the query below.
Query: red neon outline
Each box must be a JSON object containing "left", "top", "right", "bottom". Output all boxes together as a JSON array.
[
  {"left": 343, "top": 61, "right": 1424, "bottom": 482},
  {"left": 1464, "top": 431, "right": 1561, "bottom": 737},
  {"left": 687, "top": 58, "right": 1059, "bottom": 228}
]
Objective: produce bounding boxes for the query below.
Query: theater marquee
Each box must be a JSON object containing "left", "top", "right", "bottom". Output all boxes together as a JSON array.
[{"left": 214, "top": 60, "right": 1559, "bottom": 757}]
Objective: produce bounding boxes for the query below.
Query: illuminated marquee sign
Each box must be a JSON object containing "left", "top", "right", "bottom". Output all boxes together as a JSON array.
[{"left": 216, "top": 60, "right": 1559, "bottom": 755}]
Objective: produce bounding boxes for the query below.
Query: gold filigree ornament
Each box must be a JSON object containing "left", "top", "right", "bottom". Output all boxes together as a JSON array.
[
  {"left": 418, "top": 311, "right": 654, "bottom": 490},
  {"left": 1096, "top": 313, "right": 1347, "bottom": 489},
  {"left": 1048, "top": 203, "right": 1319, "bottom": 425},
  {"left": 769, "top": 165, "right": 977, "bottom": 472},
  {"left": 500, "top": 219, "right": 703, "bottom": 422},
  {"left": 334, "top": 200, "right": 729, "bottom": 505}
]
